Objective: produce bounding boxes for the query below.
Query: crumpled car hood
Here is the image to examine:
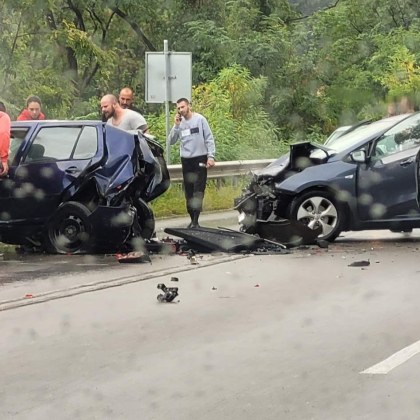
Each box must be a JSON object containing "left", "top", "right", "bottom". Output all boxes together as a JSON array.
[
  {"left": 254, "top": 141, "right": 331, "bottom": 180},
  {"left": 71, "top": 127, "right": 169, "bottom": 204}
]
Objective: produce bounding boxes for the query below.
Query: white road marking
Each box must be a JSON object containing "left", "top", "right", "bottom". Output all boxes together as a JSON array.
[{"left": 360, "top": 340, "right": 420, "bottom": 374}]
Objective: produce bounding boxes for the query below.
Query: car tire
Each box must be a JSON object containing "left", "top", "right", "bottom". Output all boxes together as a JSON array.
[
  {"left": 135, "top": 199, "right": 155, "bottom": 240},
  {"left": 45, "top": 201, "right": 93, "bottom": 254},
  {"left": 289, "top": 191, "right": 342, "bottom": 242}
]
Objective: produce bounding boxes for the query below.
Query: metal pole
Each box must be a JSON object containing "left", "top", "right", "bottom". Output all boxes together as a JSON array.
[{"left": 164, "top": 39, "right": 171, "bottom": 164}]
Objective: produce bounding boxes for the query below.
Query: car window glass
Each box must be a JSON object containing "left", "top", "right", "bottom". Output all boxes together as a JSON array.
[
  {"left": 329, "top": 115, "right": 408, "bottom": 153},
  {"left": 25, "top": 126, "right": 82, "bottom": 162},
  {"left": 9, "top": 128, "right": 30, "bottom": 164},
  {"left": 373, "top": 114, "right": 420, "bottom": 158},
  {"left": 73, "top": 126, "right": 98, "bottom": 159}
]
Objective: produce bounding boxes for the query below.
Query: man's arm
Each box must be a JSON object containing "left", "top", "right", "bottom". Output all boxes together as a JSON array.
[
  {"left": 201, "top": 117, "right": 215, "bottom": 160},
  {"left": 130, "top": 110, "right": 148, "bottom": 133},
  {"left": 168, "top": 125, "right": 181, "bottom": 145}
]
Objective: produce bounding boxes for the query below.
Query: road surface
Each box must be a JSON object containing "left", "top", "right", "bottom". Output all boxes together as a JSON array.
[{"left": 1, "top": 214, "right": 420, "bottom": 418}]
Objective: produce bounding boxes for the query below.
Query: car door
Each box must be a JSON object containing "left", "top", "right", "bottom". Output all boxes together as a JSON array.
[
  {"left": 0, "top": 126, "right": 32, "bottom": 221},
  {"left": 357, "top": 114, "right": 420, "bottom": 221},
  {"left": 8, "top": 124, "right": 100, "bottom": 221}
]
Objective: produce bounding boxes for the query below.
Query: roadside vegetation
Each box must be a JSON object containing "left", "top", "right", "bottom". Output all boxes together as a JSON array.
[
  {"left": 1, "top": 0, "right": 420, "bottom": 163},
  {"left": 151, "top": 179, "right": 246, "bottom": 218}
]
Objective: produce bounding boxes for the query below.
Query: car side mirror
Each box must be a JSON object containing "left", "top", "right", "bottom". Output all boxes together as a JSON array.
[{"left": 350, "top": 150, "right": 366, "bottom": 163}]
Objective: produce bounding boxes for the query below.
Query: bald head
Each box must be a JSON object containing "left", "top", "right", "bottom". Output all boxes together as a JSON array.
[
  {"left": 119, "top": 87, "right": 134, "bottom": 109},
  {"left": 100, "top": 94, "right": 119, "bottom": 120}
]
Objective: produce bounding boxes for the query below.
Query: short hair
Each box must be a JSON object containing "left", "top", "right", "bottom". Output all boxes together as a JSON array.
[
  {"left": 120, "top": 87, "right": 134, "bottom": 96},
  {"left": 176, "top": 98, "right": 190, "bottom": 105},
  {"left": 26, "top": 95, "right": 42, "bottom": 107},
  {"left": 0, "top": 101, "right": 6, "bottom": 113},
  {"left": 101, "top": 94, "right": 117, "bottom": 104}
]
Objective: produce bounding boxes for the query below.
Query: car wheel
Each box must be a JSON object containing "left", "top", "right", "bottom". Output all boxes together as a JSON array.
[
  {"left": 289, "top": 191, "right": 342, "bottom": 242},
  {"left": 45, "top": 201, "right": 93, "bottom": 254},
  {"left": 135, "top": 199, "right": 155, "bottom": 240}
]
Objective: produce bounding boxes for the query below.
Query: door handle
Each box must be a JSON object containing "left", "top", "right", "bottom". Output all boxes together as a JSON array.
[
  {"left": 400, "top": 158, "right": 415, "bottom": 167},
  {"left": 65, "top": 166, "right": 80, "bottom": 174}
]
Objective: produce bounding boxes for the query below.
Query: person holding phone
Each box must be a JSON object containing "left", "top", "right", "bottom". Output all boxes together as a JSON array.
[{"left": 168, "top": 98, "right": 215, "bottom": 228}]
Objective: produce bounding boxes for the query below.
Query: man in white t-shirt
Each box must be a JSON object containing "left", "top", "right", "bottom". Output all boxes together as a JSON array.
[{"left": 100, "top": 94, "right": 148, "bottom": 133}]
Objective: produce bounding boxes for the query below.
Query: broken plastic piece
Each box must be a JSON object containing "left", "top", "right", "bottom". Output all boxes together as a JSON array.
[
  {"left": 117, "top": 251, "right": 151, "bottom": 263},
  {"left": 157, "top": 283, "right": 179, "bottom": 302},
  {"left": 348, "top": 260, "right": 370, "bottom": 267},
  {"left": 189, "top": 255, "right": 199, "bottom": 265}
]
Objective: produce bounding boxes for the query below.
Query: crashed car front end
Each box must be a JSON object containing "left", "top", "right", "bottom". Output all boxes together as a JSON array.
[
  {"left": 234, "top": 142, "right": 332, "bottom": 244},
  {"left": 61, "top": 127, "right": 171, "bottom": 253}
]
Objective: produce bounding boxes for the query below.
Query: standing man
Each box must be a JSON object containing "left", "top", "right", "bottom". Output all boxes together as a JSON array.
[
  {"left": 0, "top": 106, "right": 11, "bottom": 176},
  {"left": 100, "top": 94, "right": 148, "bottom": 132},
  {"left": 169, "top": 98, "right": 216, "bottom": 228},
  {"left": 118, "top": 87, "right": 143, "bottom": 114}
]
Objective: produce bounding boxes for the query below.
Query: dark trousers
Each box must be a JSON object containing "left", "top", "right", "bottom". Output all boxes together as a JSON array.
[{"left": 181, "top": 155, "right": 208, "bottom": 216}]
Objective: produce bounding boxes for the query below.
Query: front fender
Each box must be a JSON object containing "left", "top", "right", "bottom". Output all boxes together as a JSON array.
[{"left": 275, "top": 161, "right": 357, "bottom": 196}]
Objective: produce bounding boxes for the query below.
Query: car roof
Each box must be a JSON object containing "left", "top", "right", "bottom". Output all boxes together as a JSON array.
[{"left": 11, "top": 120, "right": 104, "bottom": 127}]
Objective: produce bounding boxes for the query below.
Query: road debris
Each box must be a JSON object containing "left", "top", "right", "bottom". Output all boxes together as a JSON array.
[
  {"left": 157, "top": 283, "right": 179, "bottom": 302},
  {"left": 348, "top": 260, "right": 370, "bottom": 267},
  {"left": 164, "top": 226, "right": 289, "bottom": 254},
  {"left": 117, "top": 251, "right": 151, "bottom": 264}
]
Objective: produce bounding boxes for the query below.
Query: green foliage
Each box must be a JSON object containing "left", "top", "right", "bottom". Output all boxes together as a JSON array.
[
  {"left": 150, "top": 180, "right": 244, "bottom": 217},
  {"left": 1, "top": 0, "right": 420, "bottom": 149}
]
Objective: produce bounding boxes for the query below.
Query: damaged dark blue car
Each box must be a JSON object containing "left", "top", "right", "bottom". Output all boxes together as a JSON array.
[
  {"left": 235, "top": 113, "right": 420, "bottom": 243},
  {"left": 0, "top": 121, "right": 170, "bottom": 254}
]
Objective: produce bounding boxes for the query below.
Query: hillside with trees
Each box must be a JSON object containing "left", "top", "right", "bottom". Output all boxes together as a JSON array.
[{"left": 1, "top": 0, "right": 419, "bottom": 162}]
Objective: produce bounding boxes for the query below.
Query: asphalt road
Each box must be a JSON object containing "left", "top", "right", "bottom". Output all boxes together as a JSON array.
[{"left": 1, "top": 213, "right": 420, "bottom": 419}]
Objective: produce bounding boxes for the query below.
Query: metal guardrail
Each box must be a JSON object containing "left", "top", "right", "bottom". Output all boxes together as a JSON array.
[{"left": 167, "top": 159, "right": 275, "bottom": 182}]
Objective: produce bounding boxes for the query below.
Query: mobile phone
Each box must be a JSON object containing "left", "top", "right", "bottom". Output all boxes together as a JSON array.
[{"left": 177, "top": 113, "right": 182, "bottom": 120}]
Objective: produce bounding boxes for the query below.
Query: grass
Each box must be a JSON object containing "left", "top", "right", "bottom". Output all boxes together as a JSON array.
[{"left": 150, "top": 179, "right": 245, "bottom": 218}]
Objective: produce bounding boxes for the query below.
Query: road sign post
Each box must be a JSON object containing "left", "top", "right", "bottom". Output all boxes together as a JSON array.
[{"left": 145, "top": 41, "right": 192, "bottom": 163}]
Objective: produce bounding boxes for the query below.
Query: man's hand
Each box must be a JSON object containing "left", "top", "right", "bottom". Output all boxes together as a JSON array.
[
  {"left": 206, "top": 158, "right": 215, "bottom": 169},
  {"left": 0, "top": 161, "right": 8, "bottom": 177},
  {"left": 174, "top": 113, "right": 182, "bottom": 126}
]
